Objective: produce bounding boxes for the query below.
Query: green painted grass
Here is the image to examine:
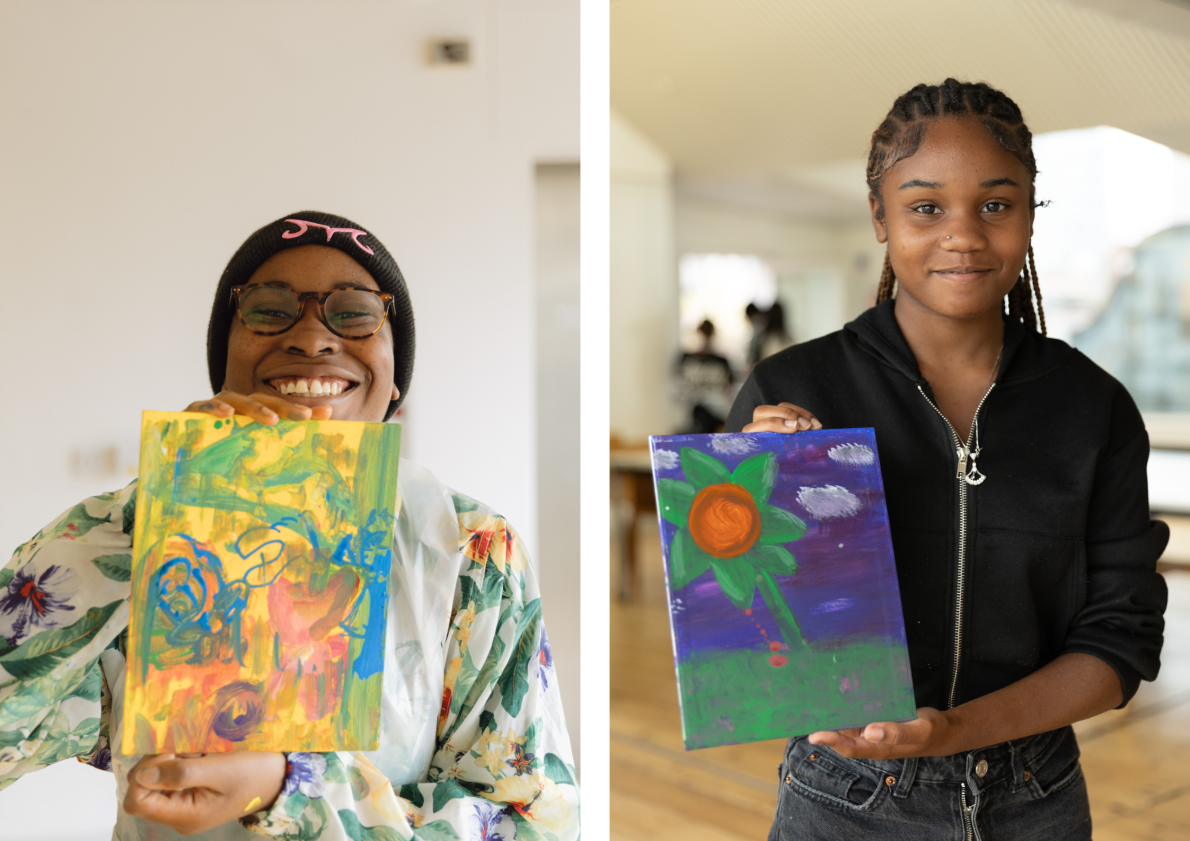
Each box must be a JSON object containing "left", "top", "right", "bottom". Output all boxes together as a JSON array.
[{"left": 678, "top": 640, "right": 916, "bottom": 749}]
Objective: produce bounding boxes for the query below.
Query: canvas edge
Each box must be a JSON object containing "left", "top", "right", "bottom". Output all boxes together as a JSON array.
[{"left": 645, "top": 435, "right": 700, "bottom": 751}]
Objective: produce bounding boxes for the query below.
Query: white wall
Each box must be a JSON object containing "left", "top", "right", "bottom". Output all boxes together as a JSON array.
[
  {"left": 534, "top": 164, "right": 581, "bottom": 773},
  {"left": 0, "top": 2, "right": 577, "bottom": 838},
  {"left": 610, "top": 111, "right": 679, "bottom": 441}
]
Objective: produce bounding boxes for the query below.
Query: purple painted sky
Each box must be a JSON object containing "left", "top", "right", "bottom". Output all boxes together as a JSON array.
[{"left": 650, "top": 429, "right": 908, "bottom": 660}]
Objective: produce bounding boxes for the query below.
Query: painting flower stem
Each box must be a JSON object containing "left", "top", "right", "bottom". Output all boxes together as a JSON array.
[{"left": 758, "top": 569, "right": 805, "bottom": 648}]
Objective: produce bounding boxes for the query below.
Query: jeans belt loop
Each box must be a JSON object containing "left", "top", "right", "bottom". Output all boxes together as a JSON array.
[
  {"left": 892, "top": 756, "right": 918, "bottom": 799},
  {"left": 1009, "top": 739, "right": 1029, "bottom": 790}
]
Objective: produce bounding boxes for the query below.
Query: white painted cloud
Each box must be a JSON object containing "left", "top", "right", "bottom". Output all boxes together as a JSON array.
[
  {"left": 812, "top": 598, "right": 854, "bottom": 615},
  {"left": 710, "top": 435, "right": 760, "bottom": 456},
  {"left": 828, "top": 443, "right": 874, "bottom": 466},
  {"left": 652, "top": 449, "right": 680, "bottom": 470},
  {"left": 797, "top": 485, "right": 861, "bottom": 519}
]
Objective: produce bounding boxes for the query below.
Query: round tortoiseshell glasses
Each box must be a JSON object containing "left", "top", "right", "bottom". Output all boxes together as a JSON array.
[{"left": 231, "top": 284, "right": 394, "bottom": 339}]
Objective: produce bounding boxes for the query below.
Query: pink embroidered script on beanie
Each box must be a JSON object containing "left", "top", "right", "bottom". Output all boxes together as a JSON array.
[{"left": 282, "top": 219, "right": 375, "bottom": 256}]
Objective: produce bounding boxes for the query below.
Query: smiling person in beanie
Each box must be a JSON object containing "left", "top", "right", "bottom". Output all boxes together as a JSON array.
[{"left": 0, "top": 212, "right": 579, "bottom": 840}]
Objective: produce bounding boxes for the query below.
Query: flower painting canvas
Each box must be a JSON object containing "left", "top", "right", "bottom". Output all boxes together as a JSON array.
[
  {"left": 649, "top": 429, "right": 916, "bottom": 750},
  {"left": 122, "top": 411, "right": 401, "bottom": 755}
]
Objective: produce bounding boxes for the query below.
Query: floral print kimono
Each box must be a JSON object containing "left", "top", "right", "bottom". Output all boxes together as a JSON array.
[{"left": 0, "top": 458, "right": 579, "bottom": 840}]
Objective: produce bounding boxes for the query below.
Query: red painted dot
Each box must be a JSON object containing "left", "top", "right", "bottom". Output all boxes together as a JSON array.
[
  {"left": 769, "top": 641, "right": 782, "bottom": 652},
  {"left": 769, "top": 654, "right": 788, "bottom": 667},
  {"left": 744, "top": 609, "right": 752, "bottom": 615}
]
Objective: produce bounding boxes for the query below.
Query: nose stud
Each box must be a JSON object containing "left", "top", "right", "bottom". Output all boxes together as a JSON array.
[{"left": 946, "top": 235, "right": 952, "bottom": 240}]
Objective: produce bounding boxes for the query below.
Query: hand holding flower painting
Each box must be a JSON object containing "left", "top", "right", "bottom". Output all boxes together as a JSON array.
[
  {"left": 650, "top": 430, "right": 916, "bottom": 749},
  {"left": 659, "top": 448, "right": 809, "bottom": 648}
]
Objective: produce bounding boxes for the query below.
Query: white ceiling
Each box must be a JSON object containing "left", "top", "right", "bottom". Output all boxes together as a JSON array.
[{"left": 612, "top": 0, "right": 1190, "bottom": 217}]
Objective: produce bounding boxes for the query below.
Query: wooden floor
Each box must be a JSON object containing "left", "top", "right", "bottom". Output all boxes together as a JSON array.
[{"left": 610, "top": 516, "right": 1190, "bottom": 840}]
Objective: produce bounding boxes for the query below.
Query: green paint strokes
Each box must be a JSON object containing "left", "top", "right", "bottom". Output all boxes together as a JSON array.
[
  {"left": 678, "top": 641, "right": 916, "bottom": 750},
  {"left": 757, "top": 569, "right": 806, "bottom": 647}
]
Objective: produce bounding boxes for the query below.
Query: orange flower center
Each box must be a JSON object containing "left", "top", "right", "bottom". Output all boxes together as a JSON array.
[{"left": 688, "top": 483, "right": 761, "bottom": 558}]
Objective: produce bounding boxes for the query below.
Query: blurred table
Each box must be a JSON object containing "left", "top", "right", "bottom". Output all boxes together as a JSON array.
[{"left": 610, "top": 447, "right": 656, "bottom": 600}]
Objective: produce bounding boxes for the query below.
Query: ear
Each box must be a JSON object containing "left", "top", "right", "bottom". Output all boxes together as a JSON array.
[
  {"left": 391, "top": 383, "right": 400, "bottom": 400},
  {"left": 869, "top": 194, "right": 888, "bottom": 244}
]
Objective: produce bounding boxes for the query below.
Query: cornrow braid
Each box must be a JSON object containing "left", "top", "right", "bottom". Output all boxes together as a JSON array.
[
  {"left": 876, "top": 250, "right": 896, "bottom": 303},
  {"left": 1029, "top": 244, "right": 1046, "bottom": 335},
  {"left": 867, "top": 78, "right": 1047, "bottom": 334}
]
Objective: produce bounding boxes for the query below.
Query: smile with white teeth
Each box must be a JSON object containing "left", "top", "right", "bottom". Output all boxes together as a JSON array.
[{"left": 268, "top": 377, "right": 354, "bottom": 397}]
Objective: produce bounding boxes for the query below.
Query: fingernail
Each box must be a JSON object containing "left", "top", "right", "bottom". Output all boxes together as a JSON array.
[
  {"left": 784, "top": 419, "right": 799, "bottom": 428},
  {"left": 138, "top": 767, "right": 160, "bottom": 785},
  {"left": 799, "top": 417, "right": 811, "bottom": 429},
  {"left": 868, "top": 726, "right": 885, "bottom": 741},
  {"left": 288, "top": 409, "right": 310, "bottom": 420}
]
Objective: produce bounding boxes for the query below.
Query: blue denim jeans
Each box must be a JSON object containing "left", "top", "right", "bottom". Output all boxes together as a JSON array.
[{"left": 768, "top": 726, "right": 1091, "bottom": 840}]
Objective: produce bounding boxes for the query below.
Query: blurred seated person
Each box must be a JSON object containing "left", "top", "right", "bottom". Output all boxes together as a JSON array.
[
  {"left": 745, "top": 302, "right": 766, "bottom": 370},
  {"left": 757, "top": 301, "right": 794, "bottom": 361},
  {"left": 674, "top": 319, "right": 735, "bottom": 433}
]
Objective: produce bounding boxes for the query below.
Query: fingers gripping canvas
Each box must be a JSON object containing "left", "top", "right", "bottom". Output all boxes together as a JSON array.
[
  {"left": 123, "top": 411, "right": 401, "bottom": 754},
  {"left": 649, "top": 430, "right": 916, "bottom": 750}
]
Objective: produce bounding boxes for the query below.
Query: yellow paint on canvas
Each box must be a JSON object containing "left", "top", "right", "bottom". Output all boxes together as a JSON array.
[{"left": 122, "top": 411, "right": 401, "bottom": 754}]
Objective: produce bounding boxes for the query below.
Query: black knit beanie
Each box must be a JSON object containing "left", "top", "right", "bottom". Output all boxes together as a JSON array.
[{"left": 206, "top": 211, "right": 414, "bottom": 421}]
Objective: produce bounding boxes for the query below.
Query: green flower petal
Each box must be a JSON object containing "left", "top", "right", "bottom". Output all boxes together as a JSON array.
[
  {"left": 680, "top": 447, "right": 730, "bottom": 489},
  {"left": 731, "top": 452, "right": 776, "bottom": 504},
  {"left": 747, "top": 544, "right": 798, "bottom": 576},
  {"left": 757, "top": 504, "right": 808, "bottom": 544},
  {"left": 657, "top": 479, "right": 696, "bottom": 527},
  {"left": 670, "top": 528, "right": 713, "bottom": 589},
  {"left": 710, "top": 558, "right": 757, "bottom": 609}
]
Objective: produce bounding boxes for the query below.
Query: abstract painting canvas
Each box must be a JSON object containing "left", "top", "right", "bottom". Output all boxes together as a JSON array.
[
  {"left": 123, "top": 411, "right": 401, "bottom": 754},
  {"left": 649, "top": 429, "right": 916, "bottom": 750}
]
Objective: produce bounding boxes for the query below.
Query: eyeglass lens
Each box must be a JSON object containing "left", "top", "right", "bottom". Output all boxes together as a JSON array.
[{"left": 239, "top": 287, "right": 388, "bottom": 337}]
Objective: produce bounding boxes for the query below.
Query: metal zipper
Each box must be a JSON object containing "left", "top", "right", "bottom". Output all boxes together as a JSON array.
[
  {"left": 961, "top": 782, "right": 975, "bottom": 841},
  {"left": 917, "top": 383, "right": 996, "bottom": 709}
]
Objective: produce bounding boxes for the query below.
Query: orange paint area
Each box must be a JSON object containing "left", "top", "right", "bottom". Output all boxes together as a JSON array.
[{"left": 688, "top": 483, "right": 761, "bottom": 558}]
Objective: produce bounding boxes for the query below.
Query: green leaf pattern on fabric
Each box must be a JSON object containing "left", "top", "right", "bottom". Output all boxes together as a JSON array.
[{"left": 90, "top": 554, "right": 132, "bottom": 582}]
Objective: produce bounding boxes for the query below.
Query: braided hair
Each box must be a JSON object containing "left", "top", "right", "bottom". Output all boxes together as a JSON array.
[{"left": 868, "top": 78, "right": 1046, "bottom": 334}]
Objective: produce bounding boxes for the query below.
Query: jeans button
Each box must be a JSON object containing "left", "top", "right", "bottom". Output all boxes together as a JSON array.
[
  {"left": 785, "top": 773, "right": 793, "bottom": 784},
  {"left": 975, "top": 759, "right": 988, "bottom": 778}
]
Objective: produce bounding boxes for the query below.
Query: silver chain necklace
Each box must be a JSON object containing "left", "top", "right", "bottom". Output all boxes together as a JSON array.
[{"left": 961, "top": 343, "right": 1003, "bottom": 486}]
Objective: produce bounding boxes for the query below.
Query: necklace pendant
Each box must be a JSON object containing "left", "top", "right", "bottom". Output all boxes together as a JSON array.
[{"left": 964, "top": 453, "right": 987, "bottom": 486}]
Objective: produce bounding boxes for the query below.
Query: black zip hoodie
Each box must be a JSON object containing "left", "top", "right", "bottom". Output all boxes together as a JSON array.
[{"left": 726, "top": 299, "right": 1169, "bottom": 710}]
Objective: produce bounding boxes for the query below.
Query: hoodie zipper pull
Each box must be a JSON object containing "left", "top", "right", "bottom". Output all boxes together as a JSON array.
[{"left": 956, "top": 444, "right": 969, "bottom": 480}]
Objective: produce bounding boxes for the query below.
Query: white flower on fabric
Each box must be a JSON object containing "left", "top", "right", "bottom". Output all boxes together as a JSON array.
[
  {"left": 828, "top": 444, "right": 874, "bottom": 466},
  {"left": 282, "top": 752, "right": 328, "bottom": 798},
  {"left": 710, "top": 436, "right": 760, "bottom": 456},
  {"left": 797, "top": 485, "right": 861, "bottom": 520},
  {"left": 652, "top": 449, "right": 680, "bottom": 470},
  {"left": 0, "top": 563, "right": 79, "bottom": 646}
]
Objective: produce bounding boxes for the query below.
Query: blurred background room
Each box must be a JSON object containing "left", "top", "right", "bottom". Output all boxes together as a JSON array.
[
  {"left": 610, "top": 1, "right": 1190, "bottom": 839},
  {"left": 0, "top": 2, "right": 577, "bottom": 838}
]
